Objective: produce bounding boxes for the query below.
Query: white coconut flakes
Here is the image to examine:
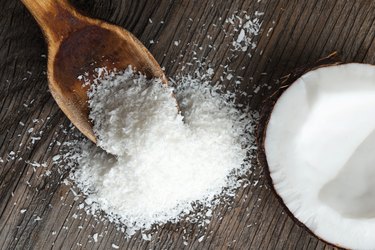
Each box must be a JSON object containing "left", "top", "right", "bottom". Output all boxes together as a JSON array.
[{"left": 67, "top": 67, "right": 255, "bottom": 237}]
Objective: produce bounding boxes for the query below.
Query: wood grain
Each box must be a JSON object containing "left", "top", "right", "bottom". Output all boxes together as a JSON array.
[{"left": 1, "top": 0, "right": 375, "bottom": 249}]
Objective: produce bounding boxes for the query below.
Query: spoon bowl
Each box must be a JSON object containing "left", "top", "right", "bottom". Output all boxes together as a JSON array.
[{"left": 22, "top": 0, "right": 166, "bottom": 143}]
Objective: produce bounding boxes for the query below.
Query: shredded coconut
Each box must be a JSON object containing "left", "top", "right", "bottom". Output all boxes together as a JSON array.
[
  {"left": 225, "top": 11, "right": 262, "bottom": 55},
  {"left": 66, "top": 67, "right": 255, "bottom": 237},
  {"left": 92, "top": 233, "right": 98, "bottom": 242}
]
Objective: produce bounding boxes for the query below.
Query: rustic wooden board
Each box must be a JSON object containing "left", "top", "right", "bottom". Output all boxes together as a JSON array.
[{"left": 1, "top": 0, "right": 375, "bottom": 249}]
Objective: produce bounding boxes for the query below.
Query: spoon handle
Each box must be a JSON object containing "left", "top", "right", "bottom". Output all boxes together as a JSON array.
[{"left": 21, "top": 0, "right": 88, "bottom": 45}]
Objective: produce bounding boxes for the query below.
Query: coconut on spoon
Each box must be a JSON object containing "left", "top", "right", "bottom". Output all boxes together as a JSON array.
[
  {"left": 22, "top": 0, "right": 169, "bottom": 143},
  {"left": 258, "top": 53, "right": 375, "bottom": 249}
]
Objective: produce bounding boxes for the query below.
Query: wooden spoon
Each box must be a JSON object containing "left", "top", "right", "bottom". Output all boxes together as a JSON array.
[{"left": 22, "top": 0, "right": 166, "bottom": 143}]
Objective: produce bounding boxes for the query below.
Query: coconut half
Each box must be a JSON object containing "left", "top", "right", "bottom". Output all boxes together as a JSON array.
[{"left": 261, "top": 62, "right": 375, "bottom": 249}]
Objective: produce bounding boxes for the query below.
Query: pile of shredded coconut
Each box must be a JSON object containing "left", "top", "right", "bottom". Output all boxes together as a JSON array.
[{"left": 67, "top": 67, "right": 254, "bottom": 236}]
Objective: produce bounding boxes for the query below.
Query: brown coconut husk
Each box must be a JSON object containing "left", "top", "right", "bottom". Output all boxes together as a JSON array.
[{"left": 257, "top": 52, "right": 346, "bottom": 249}]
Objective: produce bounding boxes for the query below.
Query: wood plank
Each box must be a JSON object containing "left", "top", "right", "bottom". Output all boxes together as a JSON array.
[{"left": 1, "top": 0, "right": 374, "bottom": 249}]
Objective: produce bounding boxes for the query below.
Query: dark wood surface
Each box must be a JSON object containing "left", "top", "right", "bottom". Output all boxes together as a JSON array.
[{"left": 1, "top": 0, "right": 375, "bottom": 249}]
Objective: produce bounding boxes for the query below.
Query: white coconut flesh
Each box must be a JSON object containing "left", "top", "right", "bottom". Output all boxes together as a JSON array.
[{"left": 265, "top": 63, "right": 375, "bottom": 249}]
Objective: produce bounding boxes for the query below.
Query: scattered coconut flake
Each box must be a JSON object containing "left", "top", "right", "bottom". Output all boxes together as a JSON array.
[
  {"left": 34, "top": 216, "right": 42, "bottom": 222},
  {"left": 52, "top": 155, "right": 61, "bottom": 162},
  {"left": 31, "top": 137, "right": 41, "bottom": 144},
  {"left": 111, "top": 243, "right": 119, "bottom": 249},
  {"left": 142, "top": 233, "right": 152, "bottom": 241},
  {"left": 93, "top": 233, "right": 98, "bottom": 242},
  {"left": 237, "top": 29, "right": 245, "bottom": 43}
]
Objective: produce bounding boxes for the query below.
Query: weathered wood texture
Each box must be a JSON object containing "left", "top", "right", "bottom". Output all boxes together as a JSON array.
[{"left": 1, "top": 0, "right": 375, "bottom": 249}]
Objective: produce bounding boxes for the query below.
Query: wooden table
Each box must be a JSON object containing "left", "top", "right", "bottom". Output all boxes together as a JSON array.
[{"left": 1, "top": 0, "right": 374, "bottom": 249}]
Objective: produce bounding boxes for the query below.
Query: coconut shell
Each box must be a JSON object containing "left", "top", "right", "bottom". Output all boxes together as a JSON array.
[{"left": 257, "top": 52, "right": 345, "bottom": 249}]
